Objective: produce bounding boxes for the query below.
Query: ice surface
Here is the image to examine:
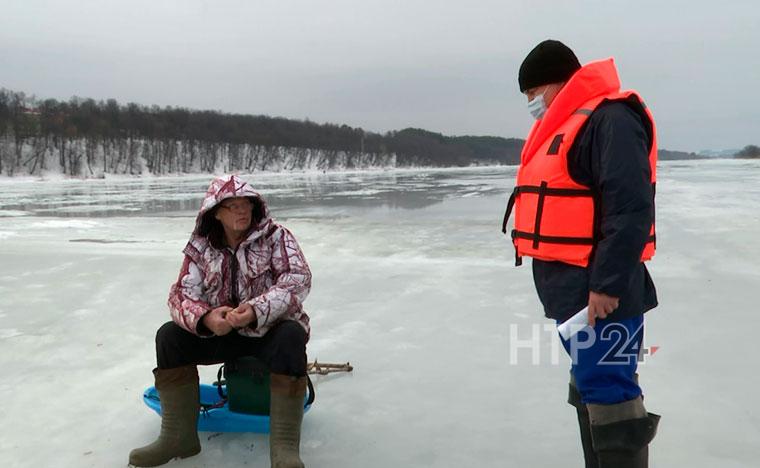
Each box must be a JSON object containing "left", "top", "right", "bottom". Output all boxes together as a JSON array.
[{"left": 1, "top": 161, "right": 759, "bottom": 467}]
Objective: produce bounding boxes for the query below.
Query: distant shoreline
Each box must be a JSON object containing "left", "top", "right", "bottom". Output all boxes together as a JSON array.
[{"left": 2, "top": 157, "right": 757, "bottom": 183}]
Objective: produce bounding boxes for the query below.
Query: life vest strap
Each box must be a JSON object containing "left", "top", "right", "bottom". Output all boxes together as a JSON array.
[
  {"left": 501, "top": 189, "right": 518, "bottom": 234},
  {"left": 512, "top": 230, "right": 596, "bottom": 245},
  {"left": 514, "top": 185, "right": 595, "bottom": 197},
  {"left": 532, "top": 181, "right": 549, "bottom": 248},
  {"left": 511, "top": 231, "right": 654, "bottom": 247},
  {"left": 502, "top": 183, "right": 598, "bottom": 266},
  {"left": 501, "top": 184, "right": 595, "bottom": 234}
]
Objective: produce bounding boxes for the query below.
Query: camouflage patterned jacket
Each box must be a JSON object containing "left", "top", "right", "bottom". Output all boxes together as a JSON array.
[{"left": 168, "top": 174, "right": 311, "bottom": 339}]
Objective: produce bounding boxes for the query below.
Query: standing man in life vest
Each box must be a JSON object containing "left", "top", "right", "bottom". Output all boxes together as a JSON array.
[{"left": 503, "top": 40, "right": 661, "bottom": 467}]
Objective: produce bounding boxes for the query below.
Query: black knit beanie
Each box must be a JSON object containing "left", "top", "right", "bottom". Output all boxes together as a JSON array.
[{"left": 518, "top": 40, "right": 581, "bottom": 92}]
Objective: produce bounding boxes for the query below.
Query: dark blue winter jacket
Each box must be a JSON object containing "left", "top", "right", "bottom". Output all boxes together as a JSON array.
[{"left": 532, "top": 99, "right": 658, "bottom": 321}]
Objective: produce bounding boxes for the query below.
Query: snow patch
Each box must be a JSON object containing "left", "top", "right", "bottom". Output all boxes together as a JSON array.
[
  {"left": 72, "top": 309, "right": 95, "bottom": 317},
  {"left": 0, "top": 210, "right": 31, "bottom": 217},
  {"left": 0, "top": 328, "right": 23, "bottom": 339},
  {"left": 30, "top": 220, "right": 99, "bottom": 229},
  {"left": 0, "top": 231, "right": 18, "bottom": 240},
  {"left": 330, "top": 189, "right": 383, "bottom": 196}
]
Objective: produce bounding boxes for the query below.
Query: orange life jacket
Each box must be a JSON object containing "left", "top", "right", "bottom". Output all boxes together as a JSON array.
[{"left": 502, "top": 58, "right": 656, "bottom": 267}]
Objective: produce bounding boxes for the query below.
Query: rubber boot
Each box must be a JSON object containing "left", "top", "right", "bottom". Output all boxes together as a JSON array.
[
  {"left": 269, "top": 373, "right": 306, "bottom": 468},
  {"left": 588, "top": 397, "right": 660, "bottom": 468},
  {"left": 129, "top": 366, "right": 201, "bottom": 467},
  {"left": 568, "top": 382, "right": 599, "bottom": 468}
]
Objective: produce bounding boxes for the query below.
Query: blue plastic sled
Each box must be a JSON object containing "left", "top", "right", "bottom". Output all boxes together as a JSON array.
[{"left": 143, "top": 383, "right": 312, "bottom": 433}]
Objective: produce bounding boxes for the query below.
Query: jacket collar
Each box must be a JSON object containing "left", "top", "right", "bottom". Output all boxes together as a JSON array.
[{"left": 521, "top": 58, "right": 621, "bottom": 164}]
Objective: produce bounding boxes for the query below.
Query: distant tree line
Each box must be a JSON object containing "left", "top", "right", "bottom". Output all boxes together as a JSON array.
[
  {"left": 1, "top": 88, "right": 751, "bottom": 177},
  {"left": 657, "top": 149, "right": 705, "bottom": 160},
  {"left": 735, "top": 145, "right": 760, "bottom": 159},
  {"left": 0, "top": 88, "right": 523, "bottom": 176},
  {"left": 660, "top": 145, "right": 760, "bottom": 160}
]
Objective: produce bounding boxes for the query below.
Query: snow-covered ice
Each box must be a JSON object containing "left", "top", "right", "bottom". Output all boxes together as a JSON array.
[{"left": 1, "top": 160, "right": 759, "bottom": 467}]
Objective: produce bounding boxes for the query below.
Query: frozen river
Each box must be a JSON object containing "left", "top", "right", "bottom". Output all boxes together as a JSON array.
[{"left": 1, "top": 160, "right": 759, "bottom": 467}]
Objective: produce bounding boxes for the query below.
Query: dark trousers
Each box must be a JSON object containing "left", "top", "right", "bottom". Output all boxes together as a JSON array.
[{"left": 156, "top": 320, "right": 308, "bottom": 377}]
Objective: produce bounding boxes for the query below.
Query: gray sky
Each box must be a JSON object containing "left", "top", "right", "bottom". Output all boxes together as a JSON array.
[{"left": 1, "top": 0, "right": 757, "bottom": 152}]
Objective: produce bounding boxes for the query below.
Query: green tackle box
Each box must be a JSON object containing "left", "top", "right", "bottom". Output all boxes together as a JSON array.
[{"left": 222, "top": 356, "right": 271, "bottom": 415}]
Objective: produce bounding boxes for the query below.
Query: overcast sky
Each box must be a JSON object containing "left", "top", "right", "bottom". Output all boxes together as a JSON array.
[{"left": 1, "top": 0, "right": 757, "bottom": 152}]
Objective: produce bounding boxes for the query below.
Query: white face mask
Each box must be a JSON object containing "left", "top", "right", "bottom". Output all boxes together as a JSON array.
[{"left": 527, "top": 92, "right": 548, "bottom": 120}]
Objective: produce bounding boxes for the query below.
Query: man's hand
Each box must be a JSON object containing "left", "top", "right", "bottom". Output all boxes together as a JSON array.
[
  {"left": 202, "top": 306, "right": 234, "bottom": 336},
  {"left": 226, "top": 303, "right": 256, "bottom": 329},
  {"left": 587, "top": 291, "right": 620, "bottom": 327}
]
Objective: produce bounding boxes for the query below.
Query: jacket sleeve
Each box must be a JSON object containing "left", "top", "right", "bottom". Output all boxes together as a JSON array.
[
  {"left": 167, "top": 255, "right": 213, "bottom": 336},
  {"left": 587, "top": 103, "right": 654, "bottom": 297},
  {"left": 247, "top": 226, "right": 312, "bottom": 330}
]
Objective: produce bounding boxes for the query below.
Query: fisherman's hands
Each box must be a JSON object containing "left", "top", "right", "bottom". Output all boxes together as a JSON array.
[
  {"left": 226, "top": 303, "right": 257, "bottom": 330},
  {"left": 203, "top": 306, "right": 234, "bottom": 336},
  {"left": 587, "top": 291, "right": 620, "bottom": 327}
]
